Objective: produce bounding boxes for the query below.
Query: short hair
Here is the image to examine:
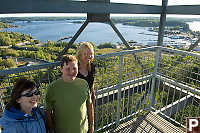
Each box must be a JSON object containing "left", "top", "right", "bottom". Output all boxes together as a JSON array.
[
  {"left": 76, "top": 42, "right": 94, "bottom": 62},
  {"left": 60, "top": 55, "right": 78, "bottom": 68},
  {"left": 6, "top": 78, "right": 36, "bottom": 110}
]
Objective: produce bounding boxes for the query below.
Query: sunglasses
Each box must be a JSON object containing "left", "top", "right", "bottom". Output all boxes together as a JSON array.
[{"left": 21, "top": 90, "right": 40, "bottom": 97}]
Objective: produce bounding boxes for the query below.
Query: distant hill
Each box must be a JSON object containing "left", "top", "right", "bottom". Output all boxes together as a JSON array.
[{"left": 0, "top": 16, "right": 200, "bottom": 23}]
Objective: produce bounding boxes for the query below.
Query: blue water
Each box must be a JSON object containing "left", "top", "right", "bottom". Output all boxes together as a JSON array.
[{"left": 2, "top": 20, "right": 173, "bottom": 45}]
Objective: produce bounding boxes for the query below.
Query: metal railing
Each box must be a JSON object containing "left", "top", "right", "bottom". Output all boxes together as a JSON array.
[{"left": 0, "top": 46, "right": 200, "bottom": 132}]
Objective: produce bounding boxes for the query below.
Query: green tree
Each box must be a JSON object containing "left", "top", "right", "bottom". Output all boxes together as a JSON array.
[
  {"left": 33, "top": 40, "right": 40, "bottom": 44},
  {"left": 0, "top": 58, "right": 16, "bottom": 68},
  {"left": 97, "top": 43, "right": 116, "bottom": 49}
]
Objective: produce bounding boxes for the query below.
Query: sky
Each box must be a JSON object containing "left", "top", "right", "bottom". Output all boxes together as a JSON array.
[{"left": 0, "top": 0, "right": 200, "bottom": 18}]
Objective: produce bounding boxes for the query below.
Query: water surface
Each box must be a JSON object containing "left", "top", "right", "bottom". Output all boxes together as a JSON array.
[{"left": 2, "top": 20, "right": 176, "bottom": 45}]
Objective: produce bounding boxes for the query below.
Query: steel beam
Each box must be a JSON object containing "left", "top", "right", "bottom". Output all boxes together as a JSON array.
[
  {"left": 108, "top": 19, "right": 130, "bottom": 49},
  {"left": 167, "top": 5, "right": 200, "bottom": 15},
  {"left": 0, "top": 1, "right": 161, "bottom": 14},
  {"left": 157, "top": 0, "right": 168, "bottom": 46},
  {"left": 57, "top": 20, "right": 89, "bottom": 59},
  {"left": 1, "top": 1, "right": 200, "bottom": 15}
]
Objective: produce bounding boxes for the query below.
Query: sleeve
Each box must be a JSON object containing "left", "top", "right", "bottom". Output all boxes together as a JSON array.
[
  {"left": 91, "top": 63, "right": 95, "bottom": 78},
  {"left": 44, "top": 83, "right": 55, "bottom": 111},
  {"left": 90, "top": 63, "right": 95, "bottom": 86},
  {"left": 92, "top": 63, "right": 95, "bottom": 74}
]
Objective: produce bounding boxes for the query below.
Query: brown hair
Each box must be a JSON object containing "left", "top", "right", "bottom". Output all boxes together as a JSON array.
[
  {"left": 76, "top": 42, "right": 94, "bottom": 71},
  {"left": 6, "top": 78, "right": 36, "bottom": 110},
  {"left": 60, "top": 55, "right": 78, "bottom": 68}
]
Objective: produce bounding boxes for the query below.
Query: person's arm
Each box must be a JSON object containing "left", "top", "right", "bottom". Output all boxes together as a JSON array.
[
  {"left": 91, "top": 63, "right": 96, "bottom": 106},
  {"left": 44, "top": 83, "right": 55, "bottom": 133},
  {"left": 91, "top": 84, "right": 96, "bottom": 105},
  {"left": 45, "top": 110, "right": 55, "bottom": 133},
  {"left": 87, "top": 102, "right": 94, "bottom": 133}
]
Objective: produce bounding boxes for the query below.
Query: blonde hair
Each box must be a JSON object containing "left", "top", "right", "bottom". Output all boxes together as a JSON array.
[{"left": 76, "top": 42, "right": 94, "bottom": 71}]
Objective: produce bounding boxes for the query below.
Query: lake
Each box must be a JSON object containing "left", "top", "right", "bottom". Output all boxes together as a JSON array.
[{"left": 1, "top": 20, "right": 192, "bottom": 45}]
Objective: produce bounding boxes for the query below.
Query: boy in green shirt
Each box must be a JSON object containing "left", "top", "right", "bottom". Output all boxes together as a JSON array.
[{"left": 45, "top": 55, "right": 94, "bottom": 133}]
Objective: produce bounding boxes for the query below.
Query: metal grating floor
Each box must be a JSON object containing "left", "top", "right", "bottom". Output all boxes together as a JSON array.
[{"left": 113, "top": 112, "right": 185, "bottom": 133}]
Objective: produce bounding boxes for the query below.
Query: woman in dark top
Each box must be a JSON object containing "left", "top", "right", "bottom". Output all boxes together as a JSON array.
[{"left": 76, "top": 42, "right": 95, "bottom": 105}]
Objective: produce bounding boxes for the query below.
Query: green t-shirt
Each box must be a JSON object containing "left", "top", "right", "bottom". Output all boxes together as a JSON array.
[{"left": 45, "top": 78, "right": 92, "bottom": 133}]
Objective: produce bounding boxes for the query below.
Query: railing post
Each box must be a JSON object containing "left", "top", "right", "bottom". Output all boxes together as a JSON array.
[
  {"left": 116, "top": 55, "right": 123, "bottom": 127},
  {"left": 151, "top": 0, "right": 167, "bottom": 109},
  {"left": 157, "top": 0, "right": 168, "bottom": 46},
  {"left": 150, "top": 47, "right": 161, "bottom": 108}
]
